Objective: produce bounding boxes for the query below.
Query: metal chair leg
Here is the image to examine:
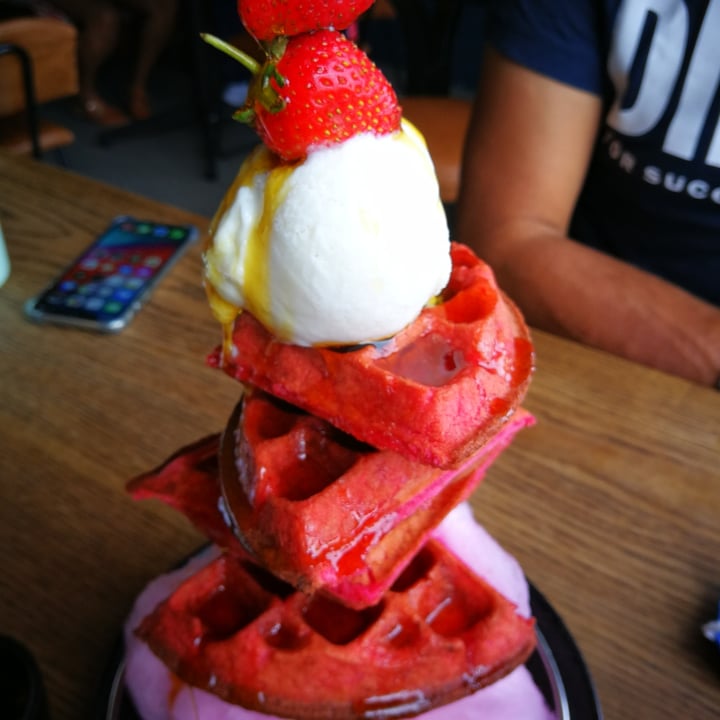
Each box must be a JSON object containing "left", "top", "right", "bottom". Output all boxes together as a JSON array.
[{"left": 0, "top": 43, "right": 42, "bottom": 158}]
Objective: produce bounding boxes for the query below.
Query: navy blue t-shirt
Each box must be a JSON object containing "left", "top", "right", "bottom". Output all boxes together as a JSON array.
[{"left": 489, "top": 0, "right": 720, "bottom": 305}]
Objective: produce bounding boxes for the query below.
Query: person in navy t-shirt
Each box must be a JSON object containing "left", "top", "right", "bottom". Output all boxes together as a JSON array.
[{"left": 457, "top": 0, "right": 720, "bottom": 386}]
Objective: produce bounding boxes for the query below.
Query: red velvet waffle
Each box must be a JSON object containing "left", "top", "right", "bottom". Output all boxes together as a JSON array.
[
  {"left": 209, "top": 243, "right": 534, "bottom": 468},
  {"left": 136, "top": 542, "right": 536, "bottom": 720},
  {"left": 220, "top": 390, "right": 534, "bottom": 608},
  {"left": 127, "top": 434, "right": 241, "bottom": 556}
]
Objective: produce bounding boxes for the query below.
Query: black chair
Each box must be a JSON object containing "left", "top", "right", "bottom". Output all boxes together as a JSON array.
[
  {"left": 0, "top": 17, "right": 78, "bottom": 159},
  {"left": 381, "top": 0, "right": 486, "bottom": 204}
]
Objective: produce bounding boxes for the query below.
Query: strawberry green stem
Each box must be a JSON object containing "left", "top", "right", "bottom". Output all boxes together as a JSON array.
[
  {"left": 201, "top": 32, "right": 287, "bottom": 119},
  {"left": 200, "top": 33, "right": 261, "bottom": 75}
]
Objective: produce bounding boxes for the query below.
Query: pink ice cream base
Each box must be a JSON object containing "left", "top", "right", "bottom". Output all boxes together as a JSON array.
[{"left": 123, "top": 503, "right": 555, "bottom": 720}]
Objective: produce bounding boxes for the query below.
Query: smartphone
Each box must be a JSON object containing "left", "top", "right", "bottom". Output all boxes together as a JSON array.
[{"left": 25, "top": 215, "right": 199, "bottom": 332}]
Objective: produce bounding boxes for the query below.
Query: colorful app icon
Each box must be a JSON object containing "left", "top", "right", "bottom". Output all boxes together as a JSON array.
[
  {"left": 113, "top": 288, "right": 134, "bottom": 302},
  {"left": 85, "top": 297, "right": 105, "bottom": 312},
  {"left": 103, "top": 301, "right": 124, "bottom": 314}
]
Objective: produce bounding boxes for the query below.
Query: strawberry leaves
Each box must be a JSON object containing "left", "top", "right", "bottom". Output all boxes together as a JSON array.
[{"left": 255, "top": 30, "right": 400, "bottom": 160}]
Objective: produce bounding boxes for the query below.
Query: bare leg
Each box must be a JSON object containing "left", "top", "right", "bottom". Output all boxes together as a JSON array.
[
  {"left": 49, "top": 0, "right": 129, "bottom": 125},
  {"left": 116, "top": 0, "right": 178, "bottom": 119}
]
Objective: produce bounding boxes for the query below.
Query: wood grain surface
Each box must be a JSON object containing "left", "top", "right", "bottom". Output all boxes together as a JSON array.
[{"left": 0, "top": 153, "right": 718, "bottom": 720}]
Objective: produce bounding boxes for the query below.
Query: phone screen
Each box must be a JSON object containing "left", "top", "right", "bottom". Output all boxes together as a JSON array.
[{"left": 27, "top": 216, "right": 198, "bottom": 331}]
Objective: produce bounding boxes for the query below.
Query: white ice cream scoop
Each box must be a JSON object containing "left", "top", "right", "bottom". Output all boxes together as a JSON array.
[{"left": 204, "top": 120, "right": 451, "bottom": 347}]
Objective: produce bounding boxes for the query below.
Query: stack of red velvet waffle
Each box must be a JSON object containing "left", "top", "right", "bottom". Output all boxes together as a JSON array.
[{"left": 127, "top": 243, "right": 538, "bottom": 719}]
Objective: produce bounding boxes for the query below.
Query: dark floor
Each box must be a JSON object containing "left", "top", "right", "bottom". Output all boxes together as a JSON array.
[{"left": 43, "top": 67, "right": 260, "bottom": 219}]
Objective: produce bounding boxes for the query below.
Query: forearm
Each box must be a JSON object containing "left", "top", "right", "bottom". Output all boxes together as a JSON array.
[
  {"left": 472, "top": 222, "right": 720, "bottom": 386},
  {"left": 457, "top": 51, "right": 720, "bottom": 386}
]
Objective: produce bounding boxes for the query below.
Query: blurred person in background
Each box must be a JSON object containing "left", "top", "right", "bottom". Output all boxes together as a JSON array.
[
  {"left": 39, "top": 0, "right": 177, "bottom": 125},
  {"left": 457, "top": 0, "right": 720, "bottom": 387}
]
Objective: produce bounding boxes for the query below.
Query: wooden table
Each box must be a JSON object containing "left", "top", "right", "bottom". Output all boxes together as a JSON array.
[{"left": 1, "top": 153, "right": 718, "bottom": 720}]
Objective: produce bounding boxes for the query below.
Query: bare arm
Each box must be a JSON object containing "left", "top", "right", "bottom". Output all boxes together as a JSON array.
[{"left": 457, "top": 49, "right": 720, "bottom": 387}]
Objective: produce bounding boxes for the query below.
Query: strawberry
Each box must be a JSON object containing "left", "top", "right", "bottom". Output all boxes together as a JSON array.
[
  {"left": 203, "top": 30, "right": 402, "bottom": 161},
  {"left": 238, "top": 0, "right": 376, "bottom": 42}
]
